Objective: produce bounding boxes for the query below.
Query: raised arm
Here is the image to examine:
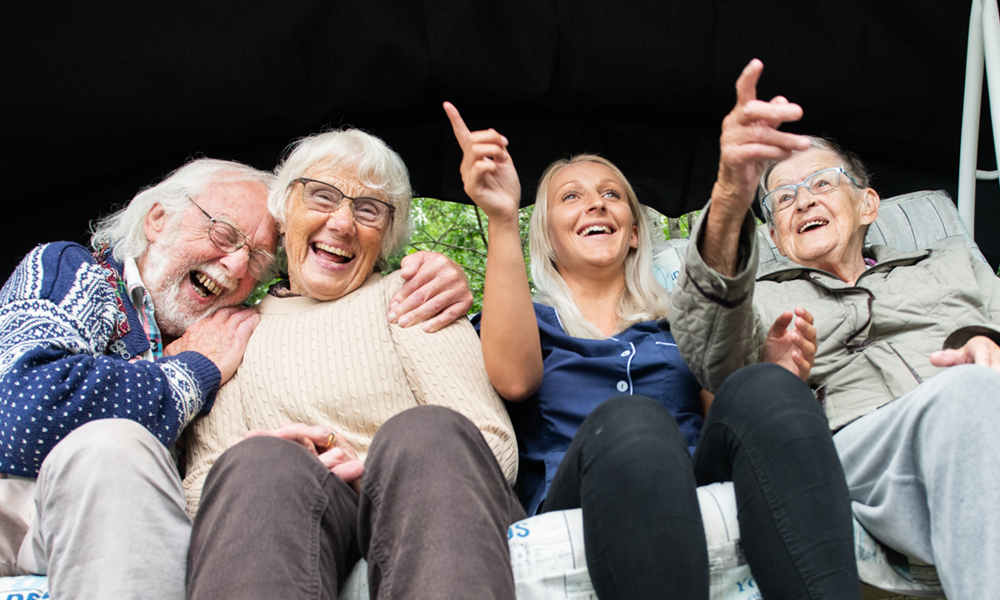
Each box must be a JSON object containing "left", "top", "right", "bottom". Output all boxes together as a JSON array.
[
  {"left": 670, "top": 61, "right": 810, "bottom": 391},
  {"left": 703, "top": 59, "right": 810, "bottom": 275},
  {"left": 444, "top": 102, "right": 543, "bottom": 401}
]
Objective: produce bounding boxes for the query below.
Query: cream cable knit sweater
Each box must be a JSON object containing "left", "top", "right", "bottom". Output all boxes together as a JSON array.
[{"left": 183, "top": 271, "right": 516, "bottom": 516}]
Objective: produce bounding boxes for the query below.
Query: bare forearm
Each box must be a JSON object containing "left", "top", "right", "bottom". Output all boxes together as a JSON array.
[
  {"left": 480, "top": 215, "right": 543, "bottom": 401},
  {"left": 701, "top": 184, "right": 753, "bottom": 277}
]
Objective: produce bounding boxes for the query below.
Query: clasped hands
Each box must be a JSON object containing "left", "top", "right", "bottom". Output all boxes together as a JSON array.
[{"left": 235, "top": 422, "right": 364, "bottom": 494}]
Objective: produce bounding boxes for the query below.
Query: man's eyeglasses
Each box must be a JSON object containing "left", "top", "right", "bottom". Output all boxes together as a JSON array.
[
  {"left": 187, "top": 197, "right": 278, "bottom": 282},
  {"left": 292, "top": 178, "right": 395, "bottom": 229},
  {"left": 760, "top": 167, "right": 861, "bottom": 216}
]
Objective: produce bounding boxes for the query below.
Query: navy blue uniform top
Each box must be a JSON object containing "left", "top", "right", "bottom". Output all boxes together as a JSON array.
[{"left": 475, "top": 302, "right": 703, "bottom": 515}]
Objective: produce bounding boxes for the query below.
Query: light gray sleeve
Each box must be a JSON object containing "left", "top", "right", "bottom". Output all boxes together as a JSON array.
[
  {"left": 668, "top": 202, "right": 767, "bottom": 393},
  {"left": 943, "top": 244, "right": 1000, "bottom": 349}
]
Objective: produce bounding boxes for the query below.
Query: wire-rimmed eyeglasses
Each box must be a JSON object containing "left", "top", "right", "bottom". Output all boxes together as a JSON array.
[
  {"left": 760, "top": 167, "right": 861, "bottom": 216},
  {"left": 187, "top": 197, "right": 278, "bottom": 282},
  {"left": 292, "top": 178, "right": 395, "bottom": 229}
]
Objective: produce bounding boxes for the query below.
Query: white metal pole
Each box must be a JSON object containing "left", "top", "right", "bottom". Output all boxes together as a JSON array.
[
  {"left": 959, "top": 0, "right": 985, "bottom": 235},
  {"left": 982, "top": 0, "right": 1000, "bottom": 188}
]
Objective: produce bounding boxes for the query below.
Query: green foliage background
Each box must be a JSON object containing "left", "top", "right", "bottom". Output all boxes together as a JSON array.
[
  {"left": 248, "top": 198, "right": 702, "bottom": 309},
  {"left": 386, "top": 199, "right": 700, "bottom": 313}
]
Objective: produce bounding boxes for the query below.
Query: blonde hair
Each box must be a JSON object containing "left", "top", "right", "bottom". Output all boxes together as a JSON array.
[{"left": 529, "top": 154, "right": 669, "bottom": 339}]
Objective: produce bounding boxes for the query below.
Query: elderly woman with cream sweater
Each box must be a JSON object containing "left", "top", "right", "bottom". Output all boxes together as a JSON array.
[{"left": 182, "top": 129, "right": 524, "bottom": 600}]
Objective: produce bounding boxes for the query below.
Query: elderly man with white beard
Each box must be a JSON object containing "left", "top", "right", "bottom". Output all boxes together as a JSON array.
[{"left": 0, "top": 157, "right": 473, "bottom": 599}]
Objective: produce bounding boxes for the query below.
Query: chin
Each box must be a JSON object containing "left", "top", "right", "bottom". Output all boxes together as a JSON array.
[{"left": 154, "top": 278, "right": 220, "bottom": 338}]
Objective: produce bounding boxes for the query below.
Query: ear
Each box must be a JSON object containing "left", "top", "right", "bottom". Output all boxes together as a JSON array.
[
  {"left": 859, "top": 188, "right": 880, "bottom": 226},
  {"left": 144, "top": 204, "right": 168, "bottom": 243},
  {"left": 629, "top": 224, "right": 639, "bottom": 249},
  {"left": 769, "top": 225, "right": 788, "bottom": 257}
]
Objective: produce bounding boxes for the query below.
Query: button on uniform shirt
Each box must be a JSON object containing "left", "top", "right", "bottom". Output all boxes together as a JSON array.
[{"left": 476, "top": 302, "right": 703, "bottom": 515}]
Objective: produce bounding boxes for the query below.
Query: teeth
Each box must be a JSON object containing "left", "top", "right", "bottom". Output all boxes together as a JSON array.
[
  {"left": 194, "top": 273, "right": 223, "bottom": 296},
  {"left": 580, "top": 225, "right": 612, "bottom": 236},
  {"left": 315, "top": 242, "right": 354, "bottom": 259},
  {"left": 798, "top": 220, "right": 826, "bottom": 234}
]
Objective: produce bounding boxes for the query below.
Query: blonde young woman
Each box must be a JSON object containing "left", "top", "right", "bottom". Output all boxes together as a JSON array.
[{"left": 445, "top": 102, "right": 861, "bottom": 600}]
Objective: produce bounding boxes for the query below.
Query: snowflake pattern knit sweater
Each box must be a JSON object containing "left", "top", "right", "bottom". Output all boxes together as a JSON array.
[{"left": 0, "top": 242, "right": 220, "bottom": 477}]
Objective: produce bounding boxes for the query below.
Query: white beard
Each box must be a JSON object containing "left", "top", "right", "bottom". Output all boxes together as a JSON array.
[{"left": 140, "top": 239, "right": 235, "bottom": 339}]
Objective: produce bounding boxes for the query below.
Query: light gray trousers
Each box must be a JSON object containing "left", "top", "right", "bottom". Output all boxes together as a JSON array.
[
  {"left": 834, "top": 364, "right": 1000, "bottom": 600},
  {"left": 18, "top": 419, "right": 190, "bottom": 599}
]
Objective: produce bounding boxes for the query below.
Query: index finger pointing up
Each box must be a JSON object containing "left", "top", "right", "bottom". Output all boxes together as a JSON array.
[
  {"left": 735, "top": 58, "right": 763, "bottom": 107},
  {"left": 443, "top": 101, "right": 471, "bottom": 147}
]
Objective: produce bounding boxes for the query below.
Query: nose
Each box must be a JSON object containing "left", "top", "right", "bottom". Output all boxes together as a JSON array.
[
  {"left": 218, "top": 247, "right": 251, "bottom": 279},
  {"left": 586, "top": 193, "right": 607, "bottom": 212},
  {"left": 326, "top": 202, "right": 358, "bottom": 235},
  {"left": 793, "top": 185, "right": 819, "bottom": 211}
]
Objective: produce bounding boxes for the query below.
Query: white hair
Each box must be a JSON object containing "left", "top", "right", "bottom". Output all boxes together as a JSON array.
[
  {"left": 268, "top": 129, "right": 412, "bottom": 267},
  {"left": 759, "top": 136, "right": 872, "bottom": 229},
  {"left": 529, "top": 155, "right": 670, "bottom": 339},
  {"left": 89, "top": 158, "right": 274, "bottom": 262}
]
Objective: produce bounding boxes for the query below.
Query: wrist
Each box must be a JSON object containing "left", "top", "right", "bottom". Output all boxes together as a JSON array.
[
  {"left": 709, "top": 181, "right": 754, "bottom": 225},
  {"left": 486, "top": 211, "right": 521, "bottom": 233}
]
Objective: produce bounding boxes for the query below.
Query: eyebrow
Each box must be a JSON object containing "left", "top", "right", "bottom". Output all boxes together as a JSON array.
[
  {"left": 556, "top": 178, "right": 623, "bottom": 189},
  {"left": 770, "top": 165, "right": 836, "bottom": 189}
]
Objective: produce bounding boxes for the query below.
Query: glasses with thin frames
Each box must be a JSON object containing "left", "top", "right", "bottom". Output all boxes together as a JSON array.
[
  {"left": 760, "top": 167, "right": 861, "bottom": 216},
  {"left": 187, "top": 197, "right": 278, "bottom": 282},
  {"left": 293, "top": 178, "right": 395, "bottom": 228}
]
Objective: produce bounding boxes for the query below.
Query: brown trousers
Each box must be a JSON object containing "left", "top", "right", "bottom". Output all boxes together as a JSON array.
[{"left": 187, "top": 406, "right": 525, "bottom": 600}]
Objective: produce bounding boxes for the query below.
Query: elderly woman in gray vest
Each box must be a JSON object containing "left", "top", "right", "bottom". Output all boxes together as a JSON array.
[{"left": 672, "top": 59, "right": 1000, "bottom": 600}]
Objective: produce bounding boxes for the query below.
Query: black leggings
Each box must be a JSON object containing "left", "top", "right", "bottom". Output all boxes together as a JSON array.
[{"left": 541, "top": 363, "right": 860, "bottom": 600}]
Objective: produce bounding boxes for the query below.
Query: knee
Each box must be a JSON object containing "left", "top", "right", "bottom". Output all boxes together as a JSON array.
[
  {"left": 367, "top": 407, "right": 499, "bottom": 486},
  {"left": 709, "top": 363, "right": 823, "bottom": 432},
  {"left": 371, "top": 406, "right": 479, "bottom": 458},
  {"left": 576, "top": 396, "right": 687, "bottom": 458},
  {"left": 912, "top": 365, "right": 1000, "bottom": 435},
  {"left": 585, "top": 395, "right": 676, "bottom": 437},
  {"left": 40, "top": 419, "right": 166, "bottom": 485},
  {"left": 210, "top": 436, "right": 322, "bottom": 492}
]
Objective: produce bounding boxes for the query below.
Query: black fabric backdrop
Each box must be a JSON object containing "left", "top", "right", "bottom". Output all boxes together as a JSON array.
[{"left": 2, "top": 0, "right": 997, "bottom": 277}]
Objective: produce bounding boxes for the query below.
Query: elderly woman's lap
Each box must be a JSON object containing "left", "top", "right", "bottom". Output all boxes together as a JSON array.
[
  {"left": 361, "top": 406, "right": 525, "bottom": 600},
  {"left": 188, "top": 406, "right": 524, "bottom": 600},
  {"left": 187, "top": 435, "right": 360, "bottom": 599}
]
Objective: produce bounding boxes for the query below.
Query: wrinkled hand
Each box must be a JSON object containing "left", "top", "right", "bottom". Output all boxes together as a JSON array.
[
  {"left": 242, "top": 422, "right": 364, "bottom": 494},
  {"left": 714, "top": 59, "right": 811, "bottom": 215},
  {"left": 162, "top": 306, "right": 260, "bottom": 385},
  {"left": 761, "top": 307, "right": 816, "bottom": 381},
  {"left": 389, "top": 251, "right": 473, "bottom": 332},
  {"left": 930, "top": 336, "right": 1000, "bottom": 372},
  {"left": 443, "top": 101, "right": 522, "bottom": 222}
]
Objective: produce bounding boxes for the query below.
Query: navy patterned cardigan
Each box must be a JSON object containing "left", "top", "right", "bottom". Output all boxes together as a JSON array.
[{"left": 0, "top": 242, "right": 220, "bottom": 477}]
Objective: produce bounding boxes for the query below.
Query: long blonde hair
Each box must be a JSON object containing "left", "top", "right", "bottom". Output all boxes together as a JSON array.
[{"left": 529, "top": 154, "right": 669, "bottom": 339}]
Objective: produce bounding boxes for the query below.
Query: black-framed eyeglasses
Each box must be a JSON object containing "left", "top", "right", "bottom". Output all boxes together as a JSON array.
[
  {"left": 760, "top": 167, "right": 861, "bottom": 216},
  {"left": 292, "top": 178, "right": 395, "bottom": 228},
  {"left": 187, "top": 197, "right": 278, "bottom": 282}
]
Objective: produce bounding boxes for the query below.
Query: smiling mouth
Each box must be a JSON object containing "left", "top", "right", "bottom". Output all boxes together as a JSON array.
[
  {"left": 314, "top": 241, "right": 355, "bottom": 264},
  {"left": 579, "top": 225, "right": 615, "bottom": 237},
  {"left": 190, "top": 272, "right": 225, "bottom": 298},
  {"left": 798, "top": 219, "right": 828, "bottom": 234}
]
